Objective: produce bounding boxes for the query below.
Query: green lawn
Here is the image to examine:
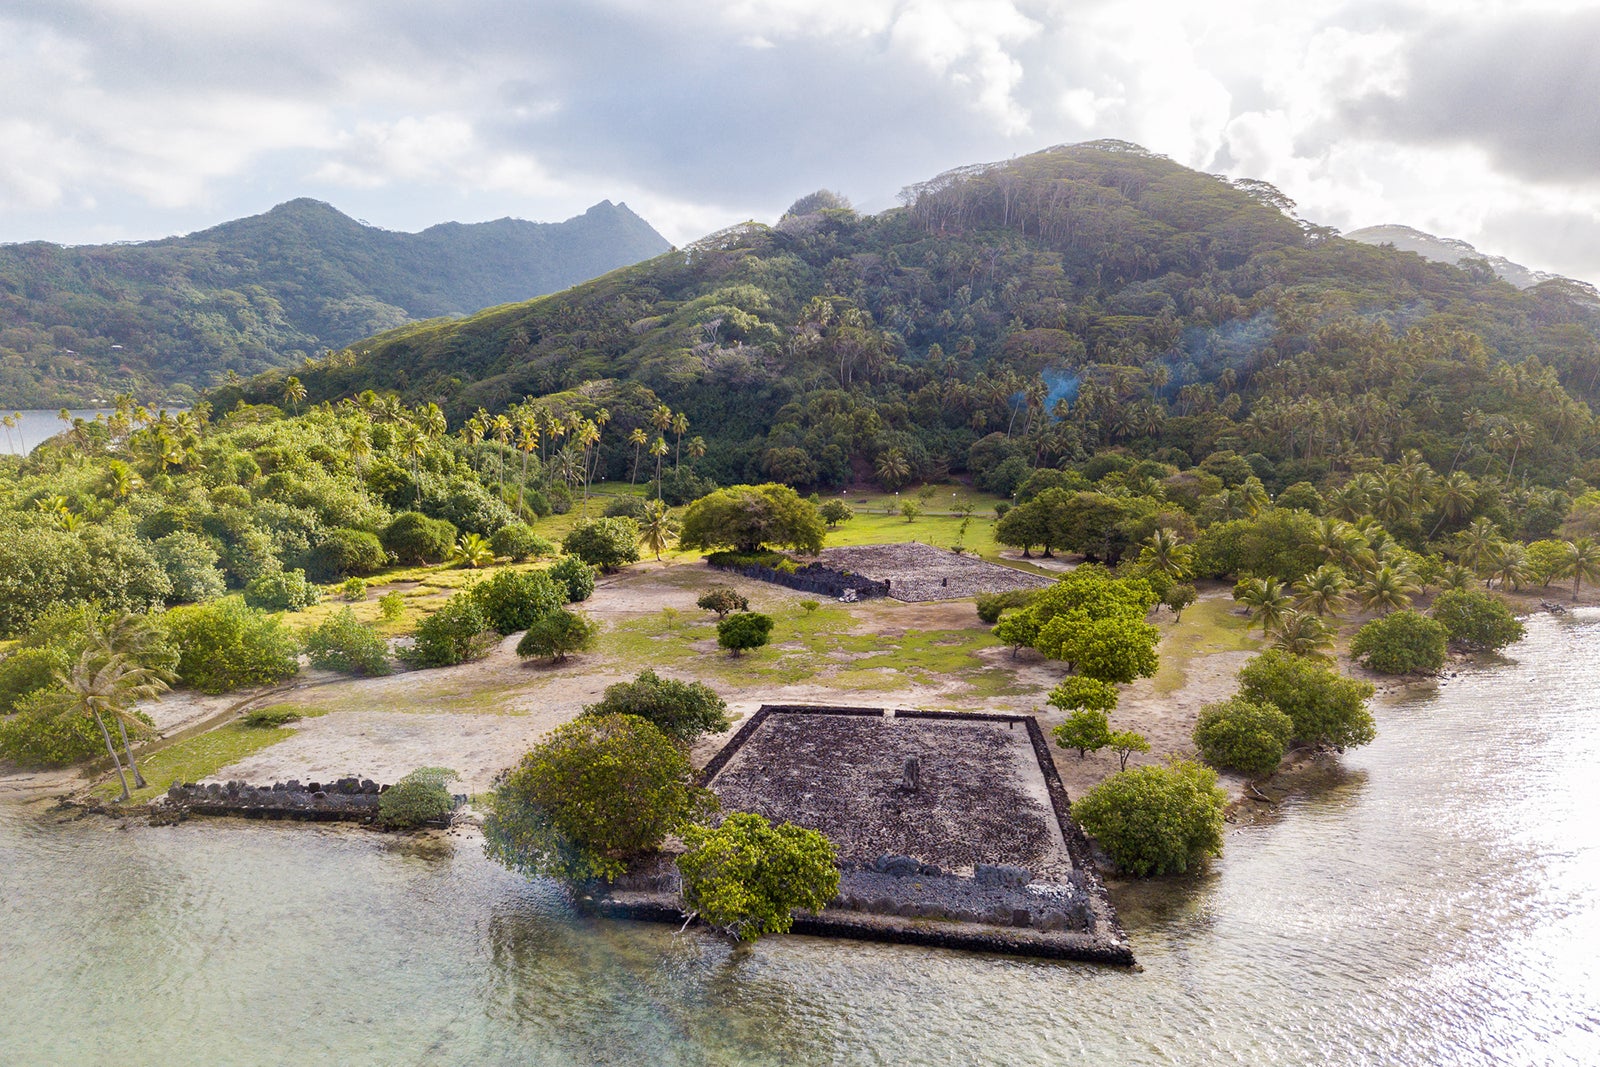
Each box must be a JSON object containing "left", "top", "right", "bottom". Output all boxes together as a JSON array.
[{"left": 1149, "top": 595, "right": 1261, "bottom": 694}]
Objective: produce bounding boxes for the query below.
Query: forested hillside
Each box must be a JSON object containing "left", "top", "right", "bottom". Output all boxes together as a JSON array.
[
  {"left": 0, "top": 200, "right": 669, "bottom": 405},
  {"left": 238, "top": 141, "right": 1600, "bottom": 498}
]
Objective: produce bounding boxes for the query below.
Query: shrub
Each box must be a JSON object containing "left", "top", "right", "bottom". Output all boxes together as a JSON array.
[
  {"left": 1237, "top": 650, "right": 1376, "bottom": 750},
  {"left": 974, "top": 588, "right": 1038, "bottom": 624},
  {"left": 242, "top": 707, "right": 303, "bottom": 728},
  {"left": 378, "top": 590, "right": 405, "bottom": 622},
  {"left": 304, "top": 608, "right": 391, "bottom": 676},
  {"left": 819, "top": 499, "right": 853, "bottom": 527},
  {"left": 1108, "top": 730, "right": 1151, "bottom": 771},
  {"left": 0, "top": 690, "right": 154, "bottom": 767},
  {"left": 162, "top": 597, "right": 302, "bottom": 693},
  {"left": 515, "top": 609, "right": 599, "bottom": 663},
  {"left": 799, "top": 599, "right": 820, "bottom": 613},
  {"left": 469, "top": 568, "right": 563, "bottom": 634},
  {"left": 152, "top": 531, "right": 227, "bottom": 603},
  {"left": 382, "top": 512, "right": 457, "bottom": 565},
  {"left": 602, "top": 495, "right": 650, "bottom": 520},
  {"left": 0, "top": 645, "right": 70, "bottom": 714},
  {"left": 696, "top": 587, "right": 749, "bottom": 618},
  {"left": 305, "top": 528, "right": 387, "bottom": 581},
  {"left": 1046, "top": 676, "right": 1120, "bottom": 713},
  {"left": 1350, "top": 610, "right": 1448, "bottom": 675},
  {"left": 678, "top": 812, "right": 839, "bottom": 942},
  {"left": 1072, "top": 760, "right": 1227, "bottom": 876},
  {"left": 1192, "top": 697, "right": 1293, "bottom": 778},
  {"left": 340, "top": 577, "right": 367, "bottom": 601},
  {"left": 482, "top": 714, "right": 716, "bottom": 884},
  {"left": 489, "top": 523, "right": 554, "bottom": 562},
  {"left": 717, "top": 612, "right": 773, "bottom": 656},
  {"left": 379, "top": 766, "right": 459, "bottom": 829},
  {"left": 404, "top": 593, "right": 495, "bottom": 668},
  {"left": 561, "top": 518, "right": 641, "bottom": 572},
  {"left": 584, "top": 669, "right": 730, "bottom": 744},
  {"left": 1052, "top": 708, "right": 1112, "bottom": 757},
  {"left": 243, "top": 568, "right": 321, "bottom": 612},
  {"left": 549, "top": 556, "right": 596, "bottom": 602},
  {"left": 1430, "top": 588, "right": 1525, "bottom": 652}
]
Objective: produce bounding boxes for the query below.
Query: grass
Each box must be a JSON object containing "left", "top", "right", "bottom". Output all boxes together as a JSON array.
[
  {"left": 1149, "top": 595, "right": 1261, "bottom": 695},
  {"left": 97, "top": 723, "right": 293, "bottom": 804}
]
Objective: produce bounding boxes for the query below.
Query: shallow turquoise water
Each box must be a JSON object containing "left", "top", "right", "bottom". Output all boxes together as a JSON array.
[{"left": 3, "top": 613, "right": 1598, "bottom": 1065}]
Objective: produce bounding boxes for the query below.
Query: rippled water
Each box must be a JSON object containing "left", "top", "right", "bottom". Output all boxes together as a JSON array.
[{"left": 4, "top": 614, "right": 1599, "bottom": 1065}]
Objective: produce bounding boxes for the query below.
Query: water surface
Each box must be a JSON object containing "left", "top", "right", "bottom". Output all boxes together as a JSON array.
[{"left": 3, "top": 614, "right": 1598, "bottom": 1065}]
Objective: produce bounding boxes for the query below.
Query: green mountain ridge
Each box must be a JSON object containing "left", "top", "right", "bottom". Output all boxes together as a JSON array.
[
  {"left": 0, "top": 199, "right": 670, "bottom": 405},
  {"left": 231, "top": 141, "right": 1600, "bottom": 492}
]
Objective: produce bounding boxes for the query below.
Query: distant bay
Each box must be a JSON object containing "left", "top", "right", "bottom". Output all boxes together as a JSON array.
[{"left": 0, "top": 410, "right": 113, "bottom": 455}]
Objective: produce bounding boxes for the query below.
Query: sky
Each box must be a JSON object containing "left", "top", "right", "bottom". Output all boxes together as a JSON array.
[{"left": 5, "top": 0, "right": 1600, "bottom": 282}]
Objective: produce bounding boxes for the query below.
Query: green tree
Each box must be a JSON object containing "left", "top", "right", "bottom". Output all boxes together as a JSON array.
[
  {"left": 304, "top": 608, "right": 391, "bottom": 676},
  {"left": 549, "top": 556, "right": 596, "bottom": 602},
  {"left": 382, "top": 512, "right": 457, "bottom": 565},
  {"left": 1162, "top": 582, "right": 1197, "bottom": 620},
  {"left": 482, "top": 714, "right": 716, "bottom": 884},
  {"left": 1349, "top": 610, "right": 1448, "bottom": 674},
  {"left": 405, "top": 593, "right": 494, "bottom": 667},
  {"left": 717, "top": 612, "right": 774, "bottom": 656},
  {"left": 469, "top": 568, "right": 563, "bottom": 634},
  {"left": 638, "top": 500, "right": 677, "bottom": 561},
  {"left": 1052, "top": 708, "right": 1113, "bottom": 757},
  {"left": 490, "top": 523, "right": 554, "bottom": 562},
  {"left": 1036, "top": 614, "right": 1159, "bottom": 683},
  {"left": 678, "top": 484, "right": 826, "bottom": 554},
  {"left": 306, "top": 528, "right": 387, "bottom": 581},
  {"left": 152, "top": 532, "right": 226, "bottom": 604},
  {"left": 1137, "top": 526, "right": 1193, "bottom": 578},
  {"left": 677, "top": 813, "right": 839, "bottom": 942},
  {"left": 1235, "top": 575, "right": 1293, "bottom": 633},
  {"left": 1108, "top": 729, "right": 1151, "bottom": 771},
  {"left": 1524, "top": 539, "right": 1569, "bottom": 589},
  {"left": 379, "top": 766, "right": 458, "bottom": 829},
  {"left": 1071, "top": 760, "right": 1227, "bottom": 876},
  {"left": 1430, "top": 588, "right": 1525, "bottom": 652},
  {"left": 516, "top": 608, "right": 599, "bottom": 663},
  {"left": 1356, "top": 562, "right": 1420, "bottom": 614},
  {"left": 1237, "top": 650, "right": 1376, "bottom": 750},
  {"left": 1268, "top": 610, "right": 1335, "bottom": 659},
  {"left": 162, "top": 597, "right": 301, "bottom": 694},
  {"left": 992, "top": 611, "right": 1039, "bottom": 658},
  {"left": 1046, "top": 675, "right": 1120, "bottom": 713},
  {"left": 1560, "top": 538, "right": 1600, "bottom": 599},
  {"left": 583, "top": 669, "right": 730, "bottom": 744},
  {"left": 696, "top": 587, "right": 749, "bottom": 618},
  {"left": 243, "top": 568, "right": 321, "bottom": 612},
  {"left": 562, "top": 517, "right": 642, "bottom": 572},
  {"left": 48, "top": 649, "right": 170, "bottom": 799},
  {"left": 1193, "top": 697, "right": 1293, "bottom": 778},
  {"left": 819, "top": 499, "right": 853, "bottom": 528}
]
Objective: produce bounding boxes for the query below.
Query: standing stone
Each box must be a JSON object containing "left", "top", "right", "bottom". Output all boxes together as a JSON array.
[{"left": 900, "top": 756, "right": 921, "bottom": 792}]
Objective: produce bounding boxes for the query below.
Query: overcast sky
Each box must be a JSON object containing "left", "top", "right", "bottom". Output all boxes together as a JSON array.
[{"left": 5, "top": 1, "right": 1600, "bottom": 282}]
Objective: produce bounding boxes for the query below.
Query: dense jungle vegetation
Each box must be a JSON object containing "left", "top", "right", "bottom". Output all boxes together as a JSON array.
[{"left": 0, "top": 199, "right": 668, "bottom": 405}]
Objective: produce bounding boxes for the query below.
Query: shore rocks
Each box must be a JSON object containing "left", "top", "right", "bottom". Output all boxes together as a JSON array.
[{"left": 164, "top": 778, "right": 392, "bottom": 822}]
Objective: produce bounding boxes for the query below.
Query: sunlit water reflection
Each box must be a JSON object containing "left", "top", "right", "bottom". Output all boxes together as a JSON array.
[{"left": 4, "top": 614, "right": 1599, "bottom": 1065}]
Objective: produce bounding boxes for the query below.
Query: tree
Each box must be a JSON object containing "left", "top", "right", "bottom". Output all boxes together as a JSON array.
[
  {"left": 405, "top": 593, "right": 494, "bottom": 668},
  {"left": 1560, "top": 538, "right": 1600, "bottom": 599},
  {"left": 1430, "top": 588, "right": 1524, "bottom": 652},
  {"left": 1137, "top": 526, "right": 1193, "bottom": 579},
  {"left": 1235, "top": 576, "right": 1293, "bottom": 633},
  {"left": 1108, "top": 730, "right": 1150, "bottom": 771},
  {"left": 677, "top": 813, "right": 839, "bottom": 942},
  {"left": 1356, "top": 562, "right": 1420, "bottom": 615},
  {"left": 48, "top": 649, "right": 170, "bottom": 799},
  {"left": 379, "top": 766, "right": 459, "bottom": 829},
  {"left": 1237, "top": 650, "right": 1376, "bottom": 750},
  {"left": 1162, "top": 583, "right": 1197, "bottom": 620},
  {"left": 549, "top": 556, "right": 596, "bottom": 602},
  {"left": 819, "top": 499, "right": 853, "bottom": 528},
  {"left": 469, "top": 568, "right": 563, "bottom": 634},
  {"left": 383, "top": 512, "right": 457, "bottom": 565},
  {"left": 1293, "top": 564, "right": 1349, "bottom": 617},
  {"left": 696, "top": 587, "right": 749, "bottom": 618},
  {"left": 306, "top": 528, "right": 387, "bottom": 581},
  {"left": 562, "top": 517, "right": 641, "bottom": 572},
  {"left": 1046, "top": 675, "right": 1119, "bottom": 713},
  {"left": 516, "top": 609, "right": 599, "bottom": 663},
  {"left": 482, "top": 714, "right": 716, "bottom": 885},
  {"left": 304, "top": 608, "right": 391, "bottom": 676},
  {"left": 1071, "top": 760, "right": 1227, "bottom": 877},
  {"left": 583, "top": 669, "right": 730, "bottom": 744},
  {"left": 677, "top": 484, "right": 826, "bottom": 555},
  {"left": 243, "top": 568, "right": 321, "bottom": 612},
  {"left": 992, "top": 612, "right": 1039, "bottom": 658},
  {"left": 899, "top": 499, "right": 922, "bottom": 522},
  {"left": 1036, "top": 615, "right": 1159, "bottom": 683},
  {"left": 1350, "top": 610, "right": 1448, "bottom": 675},
  {"left": 490, "top": 523, "right": 554, "bottom": 562},
  {"left": 152, "top": 531, "right": 226, "bottom": 603},
  {"left": 638, "top": 500, "right": 677, "bottom": 561},
  {"left": 162, "top": 597, "right": 301, "bottom": 694},
  {"left": 875, "top": 448, "right": 911, "bottom": 491},
  {"left": 1525, "top": 539, "right": 1569, "bottom": 589},
  {"left": 1268, "top": 610, "right": 1335, "bottom": 659},
  {"left": 1052, "top": 708, "right": 1112, "bottom": 757},
  {"left": 1192, "top": 697, "right": 1293, "bottom": 778},
  {"left": 281, "top": 375, "right": 306, "bottom": 416},
  {"left": 717, "top": 612, "right": 774, "bottom": 656}
]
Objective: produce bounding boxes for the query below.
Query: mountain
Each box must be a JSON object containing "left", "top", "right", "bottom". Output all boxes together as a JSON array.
[
  {"left": 233, "top": 141, "right": 1600, "bottom": 492},
  {"left": 0, "top": 200, "right": 670, "bottom": 405},
  {"left": 1343, "top": 224, "right": 1565, "bottom": 291}
]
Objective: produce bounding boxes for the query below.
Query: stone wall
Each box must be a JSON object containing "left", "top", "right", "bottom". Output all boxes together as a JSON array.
[{"left": 165, "top": 777, "right": 386, "bottom": 822}]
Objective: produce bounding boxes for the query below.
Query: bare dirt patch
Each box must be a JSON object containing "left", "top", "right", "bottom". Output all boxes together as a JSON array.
[{"left": 819, "top": 542, "right": 1054, "bottom": 602}]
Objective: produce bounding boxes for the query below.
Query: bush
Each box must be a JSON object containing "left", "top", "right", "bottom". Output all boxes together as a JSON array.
[
  {"left": 1350, "top": 610, "right": 1448, "bottom": 675},
  {"left": 1431, "top": 588, "right": 1525, "bottom": 652},
  {"left": 1237, "top": 650, "right": 1376, "bottom": 750},
  {"left": 0, "top": 645, "right": 70, "bottom": 714},
  {"left": 678, "top": 812, "right": 839, "bottom": 941},
  {"left": 1192, "top": 697, "right": 1293, "bottom": 778},
  {"left": 602, "top": 496, "right": 650, "bottom": 520},
  {"left": 340, "top": 577, "right": 367, "bottom": 601},
  {"left": 242, "top": 707, "right": 303, "bottom": 728},
  {"left": 561, "top": 518, "right": 641, "bottom": 572},
  {"left": 378, "top": 590, "right": 405, "bottom": 622},
  {"left": 489, "top": 523, "right": 554, "bottom": 562},
  {"left": 243, "top": 568, "right": 321, "bottom": 612},
  {"left": 1046, "top": 676, "right": 1119, "bottom": 713},
  {"left": 162, "top": 597, "right": 302, "bottom": 693},
  {"left": 1052, "top": 708, "right": 1112, "bottom": 757},
  {"left": 404, "top": 593, "right": 495, "bottom": 668},
  {"left": 584, "top": 670, "right": 730, "bottom": 744},
  {"left": 717, "top": 612, "right": 773, "bottom": 656},
  {"left": 469, "top": 569, "right": 563, "bottom": 634},
  {"left": 152, "top": 531, "right": 227, "bottom": 603},
  {"left": 549, "top": 556, "right": 596, "bottom": 602},
  {"left": 379, "top": 766, "right": 459, "bottom": 829},
  {"left": 974, "top": 588, "right": 1038, "bottom": 624},
  {"left": 515, "top": 609, "right": 599, "bottom": 663},
  {"left": 799, "top": 599, "right": 820, "bottom": 613},
  {"left": 0, "top": 691, "right": 154, "bottom": 767},
  {"left": 382, "top": 512, "right": 457, "bottom": 565},
  {"left": 304, "top": 608, "right": 391, "bottom": 676},
  {"left": 696, "top": 587, "right": 749, "bottom": 618},
  {"left": 305, "top": 528, "right": 387, "bottom": 582},
  {"left": 1071, "top": 760, "right": 1227, "bottom": 876},
  {"left": 482, "top": 714, "right": 716, "bottom": 884}
]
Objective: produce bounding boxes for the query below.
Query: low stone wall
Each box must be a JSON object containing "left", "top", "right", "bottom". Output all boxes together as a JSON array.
[
  {"left": 708, "top": 560, "right": 890, "bottom": 600},
  {"left": 165, "top": 777, "right": 387, "bottom": 822}
]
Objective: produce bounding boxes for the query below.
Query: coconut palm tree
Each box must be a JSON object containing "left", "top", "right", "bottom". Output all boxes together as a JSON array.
[
  {"left": 649, "top": 437, "right": 670, "bottom": 500},
  {"left": 1486, "top": 541, "right": 1530, "bottom": 591},
  {"left": 627, "top": 427, "right": 648, "bottom": 486},
  {"left": 282, "top": 376, "right": 307, "bottom": 416},
  {"left": 1357, "top": 563, "right": 1419, "bottom": 614},
  {"left": 1561, "top": 538, "right": 1600, "bottom": 600},
  {"left": 1137, "top": 527, "right": 1193, "bottom": 579},
  {"left": 515, "top": 417, "right": 539, "bottom": 516},
  {"left": 1237, "top": 576, "right": 1293, "bottom": 633},
  {"left": 1456, "top": 517, "right": 1504, "bottom": 573},
  {"left": 874, "top": 448, "right": 910, "bottom": 491},
  {"left": 670, "top": 411, "right": 689, "bottom": 472},
  {"left": 638, "top": 500, "right": 677, "bottom": 561},
  {"left": 50, "top": 650, "right": 169, "bottom": 800},
  {"left": 397, "top": 424, "right": 427, "bottom": 504},
  {"left": 1269, "top": 610, "right": 1335, "bottom": 659},
  {"left": 1294, "top": 564, "right": 1349, "bottom": 617}
]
